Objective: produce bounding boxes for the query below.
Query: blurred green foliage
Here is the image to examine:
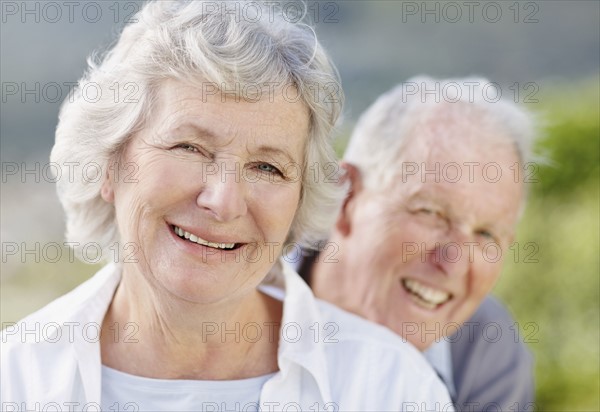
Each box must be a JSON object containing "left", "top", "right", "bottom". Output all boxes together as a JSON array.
[
  {"left": 532, "top": 78, "right": 600, "bottom": 198},
  {"left": 495, "top": 76, "right": 599, "bottom": 411}
]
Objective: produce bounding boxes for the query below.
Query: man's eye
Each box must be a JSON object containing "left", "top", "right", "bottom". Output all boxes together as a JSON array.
[
  {"left": 414, "top": 208, "right": 450, "bottom": 229},
  {"left": 476, "top": 229, "right": 496, "bottom": 241},
  {"left": 418, "top": 208, "right": 440, "bottom": 217}
]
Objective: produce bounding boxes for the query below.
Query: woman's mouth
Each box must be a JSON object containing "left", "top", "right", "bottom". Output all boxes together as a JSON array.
[
  {"left": 172, "top": 225, "right": 240, "bottom": 250},
  {"left": 401, "top": 278, "right": 452, "bottom": 310}
]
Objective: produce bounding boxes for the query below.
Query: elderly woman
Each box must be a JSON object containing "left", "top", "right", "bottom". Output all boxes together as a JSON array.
[{"left": 1, "top": 1, "right": 453, "bottom": 411}]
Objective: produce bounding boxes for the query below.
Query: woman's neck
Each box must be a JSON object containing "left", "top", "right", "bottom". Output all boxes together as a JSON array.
[{"left": 100, "top": 266, "right": 282, "bottom": 380}]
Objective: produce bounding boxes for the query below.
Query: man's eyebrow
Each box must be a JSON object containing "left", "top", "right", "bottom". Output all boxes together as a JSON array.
[{"left": 406, "top": 189, "right": 436, "bottom": 203}]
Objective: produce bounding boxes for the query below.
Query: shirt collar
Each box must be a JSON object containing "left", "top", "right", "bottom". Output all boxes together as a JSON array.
[
  {"left": 71, "top": 263, "right": 122, "bottom": 403},
  {"left": 258, "top": 259, "right": 333, "bottom": 403}
]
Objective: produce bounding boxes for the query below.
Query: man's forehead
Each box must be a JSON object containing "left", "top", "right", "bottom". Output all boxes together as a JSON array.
[
  {"left": 401, "top": 119, "right": 516, "bottom": 166},
  {"left": 389, "top": 122, "right": 523, "bottom": 194}
]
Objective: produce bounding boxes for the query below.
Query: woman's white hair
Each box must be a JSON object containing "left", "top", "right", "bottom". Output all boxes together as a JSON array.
[
  {"left": 344, "top": 76, "right": 541, "bottom": 192},
  {"left": 51, "top": 0, "right": 344, "bottom": 261}
]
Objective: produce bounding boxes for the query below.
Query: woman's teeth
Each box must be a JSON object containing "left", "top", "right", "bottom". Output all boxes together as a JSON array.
[
  {"left": 173, "top": 226, "right": 236, "bottom": 250},
  {"left": 402, "top": 278, "right": 451, "bottom": 309}
]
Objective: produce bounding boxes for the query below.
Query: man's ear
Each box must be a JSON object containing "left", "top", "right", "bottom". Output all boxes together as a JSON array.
[
  {"left": 335, "top": 162, "right": 363, "bottom": 237},
  {"left": 100, "top": 167, "right": 115, "bottom": 203}
]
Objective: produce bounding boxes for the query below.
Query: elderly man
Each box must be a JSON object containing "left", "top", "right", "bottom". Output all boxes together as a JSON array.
[{"left": 298, "top": 77, "right": 536, "bottom": 411}]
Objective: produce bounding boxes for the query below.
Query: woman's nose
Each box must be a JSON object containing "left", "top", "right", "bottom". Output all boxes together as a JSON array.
[{"left": 196, "top": 162, "right": 248, "bottom": 222}]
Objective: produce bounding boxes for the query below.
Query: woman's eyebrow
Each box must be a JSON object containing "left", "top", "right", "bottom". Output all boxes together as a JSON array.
[
  {"left": 254, "top": 146, "right": 296, "bottom": 165},
  {"left": 169, "top": 123, "right": 219, "bottom": 140},
  {"left": 167, "top": 123, "right": 298, "bottom": 164}
]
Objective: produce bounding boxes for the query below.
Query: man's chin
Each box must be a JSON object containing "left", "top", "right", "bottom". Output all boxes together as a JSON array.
[
  {"left": 407, "top": 336, "right": 436, "bottom": 352},
  {"left": 390, "top": 313, "right": 452, "bottom": 352}
]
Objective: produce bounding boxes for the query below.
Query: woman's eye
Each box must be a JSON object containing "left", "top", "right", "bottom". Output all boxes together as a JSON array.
[
  {"left": 175, "top": 143, "right": 198, "bottom": 152},
  {"left": 257, "top": 163, "right": 281, "bottom": 175}
]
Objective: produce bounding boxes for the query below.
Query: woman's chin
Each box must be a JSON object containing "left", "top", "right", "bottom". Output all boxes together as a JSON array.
[{"left": 146, "top": 264, "right": 248, "bottom": 306}]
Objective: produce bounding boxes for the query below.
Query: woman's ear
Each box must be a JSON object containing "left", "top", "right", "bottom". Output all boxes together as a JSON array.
[{"left": 335, "top": 162, "right": 363, "bottom": 237}]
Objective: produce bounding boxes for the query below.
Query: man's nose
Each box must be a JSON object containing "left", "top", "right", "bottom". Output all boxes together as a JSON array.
[
  {"left": 196, "top": 162, "right": 248, "bottom": 222},
  {"left": 427, "top": 227, "right": 472, "bottom": 278}
]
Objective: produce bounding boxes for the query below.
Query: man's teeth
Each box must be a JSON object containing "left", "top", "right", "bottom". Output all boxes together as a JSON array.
[
  {"left": 402, "top": 279, "right": 451, "bottom": 308},
  {"left": 173, "top": 226, "right": 235, "bottom": 250}
]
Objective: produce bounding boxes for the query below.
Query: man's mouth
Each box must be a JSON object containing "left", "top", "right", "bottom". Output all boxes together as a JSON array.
[
  {"left": 172, "top": 225, "right": 239, "bottom": 250},
  {"left": 401, "top": 278, "right": 452, "bottom": 310}
]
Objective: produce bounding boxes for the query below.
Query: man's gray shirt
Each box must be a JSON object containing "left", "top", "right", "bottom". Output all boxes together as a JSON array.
[{"left": 444, "top": 296, "right": 535, "bottom": 411}]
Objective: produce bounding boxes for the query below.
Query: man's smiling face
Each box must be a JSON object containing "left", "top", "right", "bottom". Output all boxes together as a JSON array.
[{"left": 328, "top": 110, "right": 524, "bottom": 350}]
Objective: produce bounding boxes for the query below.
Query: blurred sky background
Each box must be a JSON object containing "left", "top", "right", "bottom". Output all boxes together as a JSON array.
[{"left": 1, "top": 1, "right": 599, "bottom": 410}]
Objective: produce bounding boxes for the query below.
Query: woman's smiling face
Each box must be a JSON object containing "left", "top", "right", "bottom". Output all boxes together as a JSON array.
[{"left": 101, "top": 80, "right": 309, "bottom": 304}]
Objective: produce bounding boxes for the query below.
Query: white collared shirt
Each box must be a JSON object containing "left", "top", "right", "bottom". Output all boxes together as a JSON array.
[
  {"left": 425, "top": 339, "right": 457, "bottom": 400},
  {"left": 1, "top": 260, "right": 454, "bottom": 411}
]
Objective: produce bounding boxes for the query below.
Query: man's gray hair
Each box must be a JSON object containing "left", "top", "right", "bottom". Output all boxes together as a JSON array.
[
  {"left": 51, "top": 0, "right": 345, "bottom": 260},
  {"left": 344, "top": 76, "right": 539, "bottom": 191}
]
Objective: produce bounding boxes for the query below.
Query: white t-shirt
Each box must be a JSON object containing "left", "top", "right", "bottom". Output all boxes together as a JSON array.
[{"left": 101, "top": 365, "right": 275, "bottom": 412}]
